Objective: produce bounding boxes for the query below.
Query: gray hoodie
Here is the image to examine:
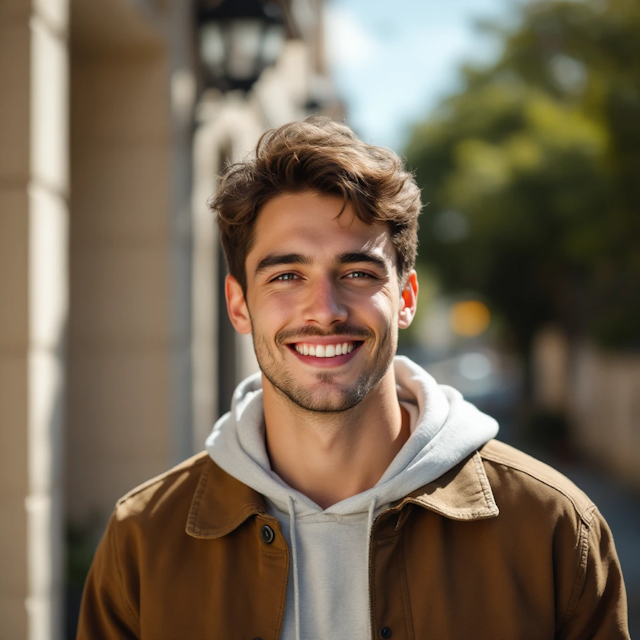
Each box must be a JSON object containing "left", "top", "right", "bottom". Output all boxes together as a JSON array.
[{"left": 206, "top": 355, "right": 499, "bottom": 639}]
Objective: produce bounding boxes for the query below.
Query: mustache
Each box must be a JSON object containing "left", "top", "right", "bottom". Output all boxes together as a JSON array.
[{"left": 276, "top": 322, "right": 373, "bottom": 345}]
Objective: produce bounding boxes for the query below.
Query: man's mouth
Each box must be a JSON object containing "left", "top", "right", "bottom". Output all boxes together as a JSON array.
[{"left": 289, "top": 341, "right": 363, "bottom": 359}]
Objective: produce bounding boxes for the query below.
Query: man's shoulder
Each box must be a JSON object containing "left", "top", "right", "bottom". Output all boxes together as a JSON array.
[
  {"left": 113, "top": 451, "right": 211, "bottom": 522},
  {"left": 478, "top": 439, "right": 596, "bottom": 526}
]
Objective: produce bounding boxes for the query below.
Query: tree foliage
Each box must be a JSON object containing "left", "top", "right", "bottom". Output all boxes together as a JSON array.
[{"left": 405, "top": 0, "right": 640, "bottom": 353}]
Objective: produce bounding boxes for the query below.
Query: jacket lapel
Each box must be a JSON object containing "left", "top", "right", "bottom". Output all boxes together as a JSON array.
[
  {"left": 186, "top": 458, "right": 268, "bottom": 538},
  {"left": 402, "top": 450, "right": 499, "bottom": 521}
]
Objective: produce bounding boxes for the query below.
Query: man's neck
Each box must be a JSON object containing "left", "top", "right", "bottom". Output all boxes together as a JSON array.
[{"left": 262, "top": 370, "right": 410, "bottom": 509}]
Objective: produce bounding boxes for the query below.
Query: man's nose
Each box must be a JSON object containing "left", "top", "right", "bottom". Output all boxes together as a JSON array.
[{"left": 302, "top": 278, "right": 348, "bottom": 327}]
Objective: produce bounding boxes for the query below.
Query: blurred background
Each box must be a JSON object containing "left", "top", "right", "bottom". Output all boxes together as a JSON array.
[{"left": 0, "top": 0, "right": 638, "bottom": 637}]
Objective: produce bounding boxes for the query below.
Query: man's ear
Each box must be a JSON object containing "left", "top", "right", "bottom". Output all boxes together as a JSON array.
[
  {"left": 398, "top": 270, "right": 418, "bottom": 329},
  {"left": 225, "top": 275, "right": 252, "bottom": 335}
]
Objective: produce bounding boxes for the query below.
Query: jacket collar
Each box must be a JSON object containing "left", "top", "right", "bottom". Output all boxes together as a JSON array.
[
  {"left": 401, "top": 450, "right": 499, "bottom": 520},
  {"left": 186, "top": 449, "right": 498, "bottom": 539},
  {"left": 186, "top": 458, "right": 267, "bottom": 539}
]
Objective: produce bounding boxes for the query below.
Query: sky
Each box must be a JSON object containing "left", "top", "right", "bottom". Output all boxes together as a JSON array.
[{"left": 324, "top": 0, "right": 525, "bottom": 152}]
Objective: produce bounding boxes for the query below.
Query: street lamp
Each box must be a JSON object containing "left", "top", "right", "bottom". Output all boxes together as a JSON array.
[{"left": 197, "top": 0, "right": 288, "bottom": 93}]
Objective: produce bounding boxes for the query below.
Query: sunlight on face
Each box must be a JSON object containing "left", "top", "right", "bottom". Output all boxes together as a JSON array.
[{"left": 242, "top": 191, "right": 404, "bottom": 412}]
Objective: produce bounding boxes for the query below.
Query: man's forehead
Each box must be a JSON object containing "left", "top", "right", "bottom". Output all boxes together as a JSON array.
[{"left": 249, "top": 192, "right": 394, "bottom": 260}]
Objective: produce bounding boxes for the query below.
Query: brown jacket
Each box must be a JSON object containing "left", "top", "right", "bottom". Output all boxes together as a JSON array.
[{"left": 77, "top": 439, "right": 629, "bottom": 639}]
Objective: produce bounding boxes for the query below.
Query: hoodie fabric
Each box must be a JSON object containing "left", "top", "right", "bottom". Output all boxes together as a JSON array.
[{"left": 206, "top": 356, "right": 499, "bottom": 640}]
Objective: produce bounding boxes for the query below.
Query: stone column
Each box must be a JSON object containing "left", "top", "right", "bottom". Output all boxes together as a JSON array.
[
  {"left": 66, "top": 41, "right": 172, "bottom": 527},
  {"left": 0, "top": 0, "right": 69, "bottom": 638},
  {"left": 168, "top": 0, "right": 197, "bottom": 464}
]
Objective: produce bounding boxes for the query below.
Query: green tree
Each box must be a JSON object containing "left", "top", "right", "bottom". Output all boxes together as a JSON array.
[{"left": 405, "top": 0, "right": 640, "bottom": 367}]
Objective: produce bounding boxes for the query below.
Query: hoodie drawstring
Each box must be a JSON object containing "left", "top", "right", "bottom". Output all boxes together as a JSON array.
[{"left": 287, "top": 496, "right": 301, "bottom": 640}]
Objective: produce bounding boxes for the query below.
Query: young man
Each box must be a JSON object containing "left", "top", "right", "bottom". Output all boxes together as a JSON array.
[{"left": 78, "top": 117, "right": 629, "bottom": 639}]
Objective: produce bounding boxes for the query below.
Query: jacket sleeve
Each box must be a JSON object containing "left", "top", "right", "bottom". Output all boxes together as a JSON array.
[
  {"left": 557, "top": 507, "right": 630, "bottom": 639},
  {"left": 76, "top": 512, "right": 140, "bottom": 639}
]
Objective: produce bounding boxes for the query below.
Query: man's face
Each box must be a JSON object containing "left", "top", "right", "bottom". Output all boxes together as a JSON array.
[{"left": 226, "top": 191, "right": 416, "bottom": 413}]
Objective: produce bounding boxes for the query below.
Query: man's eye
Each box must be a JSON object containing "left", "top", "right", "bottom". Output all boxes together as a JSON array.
[
  {"left": 273, "top": 273, "right": 299, "bottom": 282},
  {"left": 345, "top": 271, "right": 373, "bottom": 279}
]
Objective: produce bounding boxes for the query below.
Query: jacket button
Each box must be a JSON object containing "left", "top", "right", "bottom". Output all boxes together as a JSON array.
[
  {"left": 260, "top": 524, "right": 275, "bottom": 544},
  {"left": 380, "top": 627, "right": 392, "bottom": 639}
]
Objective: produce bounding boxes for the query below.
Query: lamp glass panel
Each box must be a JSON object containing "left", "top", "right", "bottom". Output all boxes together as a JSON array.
[
  {"left": 227, "top": 19, "right": 264, "bottom": 80},
  {"left": 200, "top": 23, "right": 225, "bottom": 69},
  {"left": 262, "top": 23, "right": 286, "bottom": 66}
]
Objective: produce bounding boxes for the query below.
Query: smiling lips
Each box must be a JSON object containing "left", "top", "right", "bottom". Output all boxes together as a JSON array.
[{"left": 292, "top": 341, "right": 358, "bottom": 358}]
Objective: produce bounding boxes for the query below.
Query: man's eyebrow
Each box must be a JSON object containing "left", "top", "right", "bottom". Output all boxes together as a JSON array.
[
  {"left": 337, "top": 252, "right": 389, "bottom": 271},
  {"left": 254, "top": 253, "right": 311, "bottom": 276}
]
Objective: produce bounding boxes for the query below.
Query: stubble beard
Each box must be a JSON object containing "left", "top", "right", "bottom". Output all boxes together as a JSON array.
[{"left": 251, "top": 322, "right": 397, "bottom": 414}]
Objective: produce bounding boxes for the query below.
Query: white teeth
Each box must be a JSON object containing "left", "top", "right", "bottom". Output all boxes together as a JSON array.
[{"left": 294, "top": 342, "right": 357, "bottom": 358}]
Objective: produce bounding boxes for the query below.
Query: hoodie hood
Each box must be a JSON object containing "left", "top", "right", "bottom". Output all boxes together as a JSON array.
[{"left": 206, "top": 355, "right": 499, "bottom": 517}]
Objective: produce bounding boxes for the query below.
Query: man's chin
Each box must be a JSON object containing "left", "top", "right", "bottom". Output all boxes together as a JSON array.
[
  {"left": 273, "top": 381, "right": 365, "bottom": 414},
  {"left": 286, "top": 395, "right": 363, "bottom": 414}
]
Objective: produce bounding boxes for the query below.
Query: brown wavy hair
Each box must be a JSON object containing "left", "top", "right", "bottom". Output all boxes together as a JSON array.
[{"left": 210, "top": 116, "right": 422, "bottom": 294}]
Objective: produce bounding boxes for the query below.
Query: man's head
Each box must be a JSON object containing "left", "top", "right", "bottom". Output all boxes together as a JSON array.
[
  {"left": 211, "top": 117, "right": 423, "bottom": 413},
  {"left": 211, "top": 116, "right": 422, "bottom": 295}
]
